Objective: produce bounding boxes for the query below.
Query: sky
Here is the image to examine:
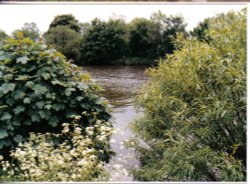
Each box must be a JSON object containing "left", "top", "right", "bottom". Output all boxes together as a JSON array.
[{"left": 0, "top": 3, "right": 246, "bottom": 35}]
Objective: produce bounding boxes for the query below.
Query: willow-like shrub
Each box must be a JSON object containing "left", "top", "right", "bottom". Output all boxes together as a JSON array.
[
  {"left": 0, "top": 35, "right": 111, "bottom": 160},
  {"left": 130, "top": 10, "right": 246, "bottom": 181},
  {"left": 0, "top": 116, "right": 114, "bottom": 181}
]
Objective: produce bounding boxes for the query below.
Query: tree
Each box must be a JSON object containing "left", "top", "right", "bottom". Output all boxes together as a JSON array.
[
  {"left": 128, "top": 18, "right": 159, "bottom": 59},
  {"left": 44, "top": 26, "right": 82, "bottom": 62},
  {"left": 150, "top": 12, "right": 187, "bottom": 57},
  {"left": 190, "top": 18, "right": 210, "bottom": 42},
  {"left": 130, "top": 9, "right": 246, "bottom": 181},
  {"left": 0, "top": 30, "right": 8, "bottom": 41},
  {"left": 79, "top": 22, "right": 92, "bottom": 36},
  {"left": 44, "top": 15, "right": 82, "bottom": 63},
  {"left": 80, "top": 18, "right": 128, "bottom": 65},
  {"left": 49, "top": 14, "right": 81, "bottom": 33},
  {"left": 12, "top": 22, "right": 40, "bottom": 41}
]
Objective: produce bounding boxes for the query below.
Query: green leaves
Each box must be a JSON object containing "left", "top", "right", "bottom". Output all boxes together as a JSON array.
[
  {"left": 13, "top": 106, "right": 25, "bottom": 115},
  {"left": 0, "top": 83, "right": 16, "bottom": 94},
  {"left": 35, "top": 101, "right": 45, "bottom": 109},
  {"left": 23, "top": 97, "right": 31, "bottom": 104},
  {"left": 41, "top": 72, "right": 50, "bottom": 80},
  {"left": 25, "top": 81, "right": 35, "bottom": 88},
  {"left": 78, "top": 83, "right": 88, "bottom": 90},
  {"left": 16, "top": 56, "right": 29, "bottom": 64},
  {"left": 1, "top": 113, "right": 12, "bottom": 121},
  {"left": 13, "top": 134, "right": 23, "bottom": 143},
  {"left": 3, "top": 74, "right": 13, "bottom": 81},
  {"left": 0, "top": 53, "right": 9, "bottom": 61},
  {"left": 0, "top": 129, "right": 8, "bottom": 139},
  {"left": 13, "top": 90, "right": 26, "bottom": 100},
  {"left": 51, "top": 80, "right": 67, "bottom": 87},
  {"left": 15, "top": 75, "right": 30, "bottom": 81},
  {"left": 31, "top": 114, "right": 40, "bottom": 122},
  {"left": 33, "top": 84, "right": 48, "bottom": 95},
  {"left": 0, "top": 36, "right": 111, "bottom": 162},
  {"left": 130, "top": 9, "right": 246, "bottom": 181},
  {"left": 65, "top": 88, "right": 76, "bottom": 96}
]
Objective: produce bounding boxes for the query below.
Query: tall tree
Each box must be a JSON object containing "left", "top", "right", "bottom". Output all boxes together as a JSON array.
[
  {"left": 80, "top": 18, "right": 128, "bottom": 65},
  {"left": 49, "top": 14, "right": 81, "bottom": 33},
  {"left": 12, "top": 22, "right": 40, "bottom": 41},
  {"left": 150, "top": 12, "right": 187, "bottom": 57},
  {"left": 79, "top": 22, "right": 91, "bottom": 36},
  {"left": 44, "top": 26, "right": 82, "bottom": 62},
  {"left": 44, "top": 15, "right": 82, "bottom": 62},
  {"left": 128, "top": 18, "right": 159, "bottom": 59}
]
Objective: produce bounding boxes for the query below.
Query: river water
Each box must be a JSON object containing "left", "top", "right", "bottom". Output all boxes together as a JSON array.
[{"left": 83, "top": 65, "right": 148, "bottom": 181}]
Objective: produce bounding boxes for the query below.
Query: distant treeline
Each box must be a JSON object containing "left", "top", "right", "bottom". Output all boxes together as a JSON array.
[{"left": 0, "top": 11, "right": 209, "bottom": 65}]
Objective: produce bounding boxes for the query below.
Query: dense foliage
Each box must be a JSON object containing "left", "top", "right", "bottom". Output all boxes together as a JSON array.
[
  {"left": 44, "top": 15, "right": 82, "bottom": 63},
  {"left": 190, "top": 18, "right": 210, "bottom": 43},
  {"left": 44, "top": 26, "right": 82, "bottom": 63},
  {"left": 42, "top": 12, "right": 186, "bottom": 65},
  {"left": 130, "top": 9, "right": 246, "bottom": 181},
  {"left": 128, "top": 18, "right": 159, "bottom": 59},
  {"left": 12, "top": 22, "right": 40, "bottom": 41},
  {"left": 156, "top": 15, "right": 187, "bottom": 57},
  {"left": 128, "top": 14, "right": 187, "bottom": 60},
  {"left": 1, "top": 116, "right": 113, "bottom": 181},
  {"left": 80, "top": 18, "right": 128, "bottom": 65},
  {"left": 0, "top": 35, "right": 111, "bottom": 160},
  {"left": 48, "top": 14, "right": 81, "bottom": 33}
]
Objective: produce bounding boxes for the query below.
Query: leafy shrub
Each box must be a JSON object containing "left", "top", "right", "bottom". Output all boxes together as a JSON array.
[
  {"left": 0, "top": 116, "right": 114, "bottom": 181},
  {"left": 0, "top": 34, "right": 111, "bottom": 160},
  {"left": 130, "top": 9, "right": 246, "bottom": 181}
]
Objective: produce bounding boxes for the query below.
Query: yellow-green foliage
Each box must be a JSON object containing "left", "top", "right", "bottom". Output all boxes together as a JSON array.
[
  {"left": 0, "top": 115, "right": 114, "bottom": 181},
  {"left": 130, "top": 9, "right": 246, "bottom": 181}
]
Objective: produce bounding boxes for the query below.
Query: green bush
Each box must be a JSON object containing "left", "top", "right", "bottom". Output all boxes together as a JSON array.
[
  {"left": 0, "top": 116, "right": 113, "bottom": 181},
  {"left": 0, "top": 34, "right": 111, "bottom": 160},
  {"left": 130, "top": 9, "right": 246, "bottom": 181}
]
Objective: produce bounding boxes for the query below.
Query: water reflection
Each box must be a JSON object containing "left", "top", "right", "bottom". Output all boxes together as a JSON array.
[
  {"left": 83, "top": 65, "right": 148, "bottom": 109},
  {"left": 83, "top": 65, "right": 148, "bottom": 181}
]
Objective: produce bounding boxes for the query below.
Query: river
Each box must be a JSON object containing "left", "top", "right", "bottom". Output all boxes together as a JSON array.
[{"left": 83, "top": 65, "right": 148, "bottom": 181}]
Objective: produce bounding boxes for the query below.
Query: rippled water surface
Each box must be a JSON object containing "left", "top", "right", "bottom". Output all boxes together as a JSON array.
[{"left": 83, "top": 65, "right": 149, "bottom": 181}]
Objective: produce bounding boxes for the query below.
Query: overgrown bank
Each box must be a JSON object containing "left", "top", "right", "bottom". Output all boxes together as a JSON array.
[
  {"left": 0, "top": 35, "right": 114, "bottom": 181},
  {"left": 1, "top": 12, "right": 188, "bottom": 66},
  {"left": 129, "top": 9, "right": 246, "bottom": 181}
]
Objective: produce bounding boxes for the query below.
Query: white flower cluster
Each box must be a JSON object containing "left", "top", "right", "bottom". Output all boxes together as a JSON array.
[{"left": 1, "top": 117, "right": 114, "bottom": 182}]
